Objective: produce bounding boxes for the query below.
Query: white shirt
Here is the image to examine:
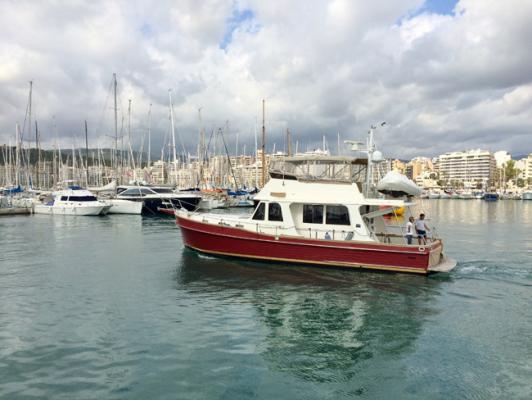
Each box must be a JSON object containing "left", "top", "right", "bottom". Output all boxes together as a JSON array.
[
  {"left": 415, "top": 219, "right": 427, "bottom": 231},
  {"left": 406, "top": 221, "right": 414, "bottom": 235}
]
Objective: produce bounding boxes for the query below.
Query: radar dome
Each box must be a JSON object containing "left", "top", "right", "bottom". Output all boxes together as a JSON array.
[{"left": 372, "top": 150, "right": 384, "bottom": 162}]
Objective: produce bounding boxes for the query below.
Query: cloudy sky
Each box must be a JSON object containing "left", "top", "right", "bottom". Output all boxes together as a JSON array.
[{"left": 1, "top": 0, "right": 531, "bottom": 159}]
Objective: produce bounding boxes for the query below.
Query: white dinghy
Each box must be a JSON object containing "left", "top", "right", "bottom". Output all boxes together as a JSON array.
[{"left": 376, "top": 171, "right": 422, "bottom": 197}]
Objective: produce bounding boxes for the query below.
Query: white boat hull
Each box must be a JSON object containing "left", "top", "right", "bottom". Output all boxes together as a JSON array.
[
  {"left": 198, "top": 197, "right": 228, "bottom": 210},
  {"left": 106, "top": 199, "right": 143, "bottom": 214},
  {"left": 34, "top": 204, "right": 109, "bottom": 216}
]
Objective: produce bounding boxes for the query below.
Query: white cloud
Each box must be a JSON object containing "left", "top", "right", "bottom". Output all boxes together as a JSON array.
[{"left": 0, "top": 0, "right": 531, "bottom": 159}]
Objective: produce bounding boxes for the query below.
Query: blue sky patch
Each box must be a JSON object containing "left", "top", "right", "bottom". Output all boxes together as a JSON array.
[
  {"left": 401, "top": 0, "right": 459, "bottom": 21},
  {"left": 424, "top": 0, "right": 459, "bottom": 15},
  {"left": 220, "top": 8, "right": 255, "bottom": 50},
  {"left": 140, "top": 22, "right": 153, "bottom": 38}
]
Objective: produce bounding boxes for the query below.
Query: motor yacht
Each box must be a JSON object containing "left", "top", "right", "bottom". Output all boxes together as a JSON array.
[
  {"left": 34, "top": 188, "right": 110, "bottom": 216},
  {"left": 116, "top": 185, "right": 201, "bottom": 215},
  {"left": 176, "top": 153, "right": 456, "bottom": 275}
]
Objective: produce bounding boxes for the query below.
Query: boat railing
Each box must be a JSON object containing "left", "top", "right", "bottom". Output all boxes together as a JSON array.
[{"left": 193, "top": 213, "right": 367, "bottom": 241}]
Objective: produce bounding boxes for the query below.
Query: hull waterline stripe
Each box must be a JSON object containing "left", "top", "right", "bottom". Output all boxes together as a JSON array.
[{"left": 184, "top": 244, "right": 428, "bottom": 274}]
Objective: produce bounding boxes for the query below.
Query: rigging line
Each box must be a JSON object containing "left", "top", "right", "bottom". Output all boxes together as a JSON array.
[
  {"left": 204, "top": 128, "right": 215, "bottom": 163},
  {"left": 219, "top": 125, "right": 239, "bottom": 190},
  {"left": 95, "top": 75, "right": 114, "bottom": 143}
]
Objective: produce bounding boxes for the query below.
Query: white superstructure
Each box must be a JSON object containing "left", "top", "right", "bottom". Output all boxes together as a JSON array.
[
  {"left": 178, "top": 156, "right": 417, "bottom": 243},
  {"left": 34, "top": 189, "right": 111, "bottom": 216}
]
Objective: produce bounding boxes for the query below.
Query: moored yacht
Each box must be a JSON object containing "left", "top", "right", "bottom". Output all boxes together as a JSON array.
[
  {"left": 34, "top": 188, "right": 110, "bottom": 216},
  {"left": 116, "top": 185, "right": 201, "bottom": 215},
  {"left": 175, "top": 154, "right": 456, "bottom": 275},
  {"left": 105, "top": 198, "right": 143, "bottom": 214}
]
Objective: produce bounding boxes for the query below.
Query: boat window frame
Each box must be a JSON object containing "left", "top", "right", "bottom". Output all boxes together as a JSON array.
[
  {"left": 302, "top": 204, "right": 324, "bottom": 224},
  {"left": 325, "top": 205, "right": 350, "bottom": 225},
  {"left": 68, "top": 195, "right": 98, "bottom": 202},
  {"left": 151, "top": 187, "right": 173, "bottom": 194},
  {"left": 120, "top": 188, "right": 142, "bottom": 197},
  {"left": 252, "top": 202, "right": 266, "bottom": 221},
  {"left": 140, "top": 188, "right": 156, "bottom": 195},
  {"left": 268, "top": 202, "right": 283, "bottom": 222}
]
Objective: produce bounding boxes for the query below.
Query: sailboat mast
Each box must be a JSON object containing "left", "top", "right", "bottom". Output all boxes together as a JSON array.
[
  {"left": 85, "top": 120, "right": 89, "bottom": 186},
  {"left": 72, "top": 144, "right": 75, "bottom": 182},
  {"left": 28, "top": 81, "right": 33, "bottom": 187},
  {"left": 198, "top": 107, "right": 204, "bottom": 187},
  {"left": 15, "top": 123, "right": 20, "bottom": 186},
  {"left": 286, "top": 128, "right": 291, "bottom": 157},
  {"left": 35, "top": 121, "right": 39, "bottom": 188},
  {"left": 113, "top": 73, "right": 118, "bottom": 173},
  {"left": 147, "top": 103, "right": 152, "bottom": 168},
  {"left": 261, "top": 99, "right": 266, "bottom": 187},
  {"left": 169, "top": 89, "right": 177, "bottom": 184},
  {"left": 254, "top": 120, "right": 258, "bottom": 188},
  {"left": 128, "top": 99, "right": 131, "bottom": 170}
]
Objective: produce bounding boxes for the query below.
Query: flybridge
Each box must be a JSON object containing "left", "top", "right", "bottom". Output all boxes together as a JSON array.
[{"left": 268, "top": 156, "right": 368, "bottom": 184}]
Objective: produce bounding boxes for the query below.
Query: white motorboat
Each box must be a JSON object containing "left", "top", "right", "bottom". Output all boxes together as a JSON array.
[
  {"left": 34, "top": 189, "right": 111, "bottom": 216},
  {"left": 105, "top": 198, "right": 143, "bottom": 214},
  {"left": 198, "top": 196, "right": 228, "bottom": 210},
  {"left": 457, "top": 190, "right": 474, "bottom": 199},
  {"left": 427, "top": 190, "right": 440, "bottom": 199}
]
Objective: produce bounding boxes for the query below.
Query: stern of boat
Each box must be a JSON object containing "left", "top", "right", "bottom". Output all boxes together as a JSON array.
[{"left": 428, "top": 239, "right": 457, "bottom": 273}]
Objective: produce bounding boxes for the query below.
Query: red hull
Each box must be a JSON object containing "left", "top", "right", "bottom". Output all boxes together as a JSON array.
[
  {"left": 176, "top": 216, "right": 442, "bottom": 274},
  {"left": 157, "top": 207, "right": 176, "bottom": 216}
]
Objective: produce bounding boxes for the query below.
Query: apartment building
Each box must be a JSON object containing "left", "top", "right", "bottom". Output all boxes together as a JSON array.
[
  {"left": 516, "top": 154, "right": 532, "bottom": 182},
  {"left": 405, "top": 157, "right": 433, "bottom": 181},
  {"left": 438, "top": 149, "right": 496, "bottom": 188}
]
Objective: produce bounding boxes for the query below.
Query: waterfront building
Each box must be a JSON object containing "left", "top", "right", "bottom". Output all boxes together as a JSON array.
[
  {"left": 526, "top": 154, "right": 532, "bottom": 182},
  {"left": 151, "top": 160, "right": 167, "bottom": 184},
  {"left": 391, "top": 159, "right": 406, "bottom": 174},
  {"left": 516, "top": 154, "right": 532, "bottom": 184},
  {"left": 405, "top": 157, "right": 433, "bottom": 181},
  {"left": 438, "top": 149, "right": 496, "bottom": 188}
]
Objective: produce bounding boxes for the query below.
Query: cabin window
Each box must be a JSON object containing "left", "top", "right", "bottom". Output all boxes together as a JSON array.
[
  {"left": 121, "top": 189, "right": 141, "bottom": 196},
  {"left": 303, "top": 204, "right": 323, "bottom": 224},
  {"left": 268, "top": 202, "right": 283, "bottom": 221},
  {"left": 60, "top": 196, "right": 68, "bottom": 201},
  {"left": 140, "top": 188, "right": 155, "bottom": 195},
  {"left": 151, "top": 187, "right": 173, "bottom": 194},
  {"left": 252, "top": 202, "right": 265, "bottom": 220},
  {"left": 69, "top": 196, "right": 98, "bottom": 202},
  {"left": 326, "top": 205, "right": 350, "bottom": 225}
]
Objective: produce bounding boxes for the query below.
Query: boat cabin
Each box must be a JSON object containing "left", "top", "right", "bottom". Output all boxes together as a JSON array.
[{"left": 189, "top": 156, "right": 419, "bottom": 246}]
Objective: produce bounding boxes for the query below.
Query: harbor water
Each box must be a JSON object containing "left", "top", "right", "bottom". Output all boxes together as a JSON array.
[{"left": 1, "top": 200, "right": 531, "bottom": 399}]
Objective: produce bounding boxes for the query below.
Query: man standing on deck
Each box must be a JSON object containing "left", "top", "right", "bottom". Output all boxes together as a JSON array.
[
  {"left": 405, "top": 216, "right": 415, "bottom": 245},
  {"left": 415, "top": 213, "right": 430, "bottom": 245}
]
